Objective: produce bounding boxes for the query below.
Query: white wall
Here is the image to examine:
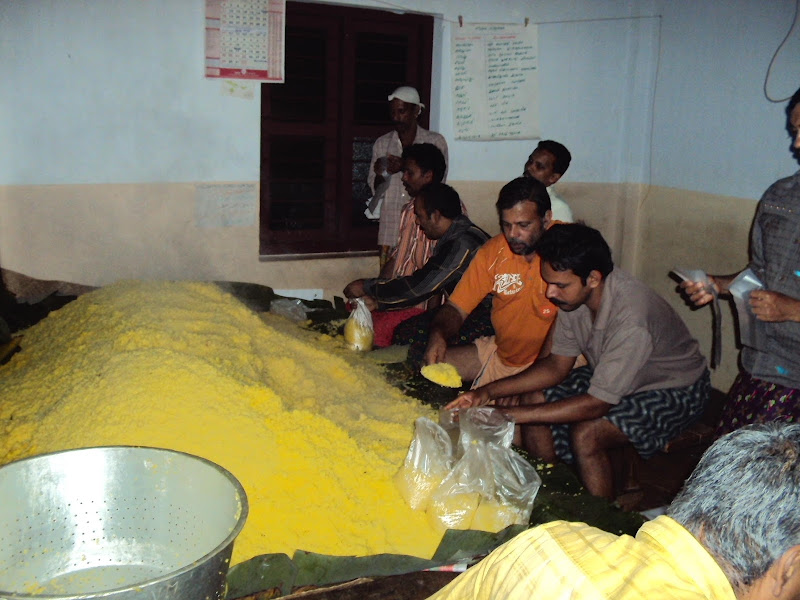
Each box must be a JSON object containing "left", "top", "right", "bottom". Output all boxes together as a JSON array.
[
  {"left": 5, "top": 1, "right": 797, "bottom": 190},
  {"left": 0, "top": 0, "right": 260, "bottom": 184},
  {"left": 1, "top": 0, "right": 663, "bottom": 187},
  {"left": 651, "top": 0, "right": 799, "bottom": 199}
]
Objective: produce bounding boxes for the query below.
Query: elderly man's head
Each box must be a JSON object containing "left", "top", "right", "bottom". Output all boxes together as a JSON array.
[
  {"left": 668, "top": 423, "right": 800, "bottom": 597},
  {"left": 388, "top": 86, "right": 423, "bottom": 134}
]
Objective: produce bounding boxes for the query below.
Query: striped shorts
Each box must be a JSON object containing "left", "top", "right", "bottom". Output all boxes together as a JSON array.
[{"left": 544, "top": 366, "right": 711, "bottom": 463}]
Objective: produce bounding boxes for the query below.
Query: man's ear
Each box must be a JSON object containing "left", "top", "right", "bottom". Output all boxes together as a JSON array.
[
  {"left": 587, "top": 270, "right": 603, "bottom": 289},
  {"left": 547, "top": 172, "right": 562, "bottom": 186},
  {"left": 542, "top": 209, "right": 552, "bottom": 229},
  {"left": 770, "top": 545, "right": 800, "bottom": 598},
  {"left": 421, "top": 171, "right": 433, "bottom": 187}
]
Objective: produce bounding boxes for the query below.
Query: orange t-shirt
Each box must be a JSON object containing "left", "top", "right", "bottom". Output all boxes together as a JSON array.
[{"left": 449, "top": 234, "right": 557, "bottom": 367}]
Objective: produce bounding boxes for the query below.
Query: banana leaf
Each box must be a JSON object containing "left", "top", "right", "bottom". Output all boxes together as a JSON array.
[{"left": 226, "top": 525, "right": 524, "bottom": 599}]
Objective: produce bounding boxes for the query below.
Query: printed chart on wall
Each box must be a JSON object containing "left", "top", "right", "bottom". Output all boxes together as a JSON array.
[
  {"left": 452, "top": 22, "right": 540, "bottom": 140},
  {"left": 205, "top": 0, "right": 285, "bottom": 82}
]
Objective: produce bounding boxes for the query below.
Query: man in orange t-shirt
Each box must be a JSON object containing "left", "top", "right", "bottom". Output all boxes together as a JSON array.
[{"left": 424, "top": 177, "right": 557, "bottom": 387}]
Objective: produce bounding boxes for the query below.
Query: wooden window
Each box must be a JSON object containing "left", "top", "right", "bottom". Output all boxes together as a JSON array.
[{"left": 260, "top": 2, "right": 434, "bottom": 257}]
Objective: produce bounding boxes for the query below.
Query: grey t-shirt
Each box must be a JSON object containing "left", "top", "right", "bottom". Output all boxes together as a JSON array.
[
  {"left": 551, "top": 269, "right": 707, "bottom": 404},
  {"left": 742, "top": 170, "right": 800, "bottom": 388}
]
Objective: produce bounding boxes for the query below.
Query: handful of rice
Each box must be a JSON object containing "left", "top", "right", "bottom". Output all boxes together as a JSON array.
[{"left": 420, "top": 363, "right": 462, "bottom": 388}]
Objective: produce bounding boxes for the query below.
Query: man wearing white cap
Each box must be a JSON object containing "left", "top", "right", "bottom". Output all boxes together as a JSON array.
[{"left": 368, "top": 85, "right": 449, "bottom": 267}]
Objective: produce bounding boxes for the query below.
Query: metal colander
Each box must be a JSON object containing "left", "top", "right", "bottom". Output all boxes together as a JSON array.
[{"left": 0, "top": 446, "right": 248, "bottom": 600}]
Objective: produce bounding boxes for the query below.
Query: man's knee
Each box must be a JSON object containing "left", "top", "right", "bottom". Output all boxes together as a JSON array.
[
  {"left": 444, "top": 343, "right": 481, "bottom": 381},
  {"left": 520, "top": 425, "right": 558, "bottom": 463},
  {"left": 571, "top": 419, "right": 629, "bottom": 456}
]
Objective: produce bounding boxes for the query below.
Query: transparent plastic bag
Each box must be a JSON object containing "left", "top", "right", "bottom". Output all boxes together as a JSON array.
[
  {"left": 394, "top": 417, "right": 454, "bottom": 510},
  {"left": 438, "top": 408, "right": 461, "bottom": 455},
  {"left": 729, "top": 268, "right": 766, "bottom": 350},
  {"left": 672, "top": 267, "right": 722, "bottom": 366},
  {"left": 458, "top": 407, "right": 515, "bottom": 454},
  {"left": 471, "top": 444, "right": 542, "bottom": 532},
  {"left": 426, "top": 441, "right": 495, "bottom": 533},
  {"left": 343, "top": 298, "right": 374, "bottom": 351}
]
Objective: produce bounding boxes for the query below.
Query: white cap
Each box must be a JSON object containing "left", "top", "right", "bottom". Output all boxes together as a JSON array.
[{"left": 388, "top": 86, "right": 425, "bottom": 110}]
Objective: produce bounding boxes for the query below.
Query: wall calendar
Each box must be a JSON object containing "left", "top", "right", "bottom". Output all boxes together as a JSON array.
[{"left": 205, "top": 0, "right": 285, "bottom": 83}]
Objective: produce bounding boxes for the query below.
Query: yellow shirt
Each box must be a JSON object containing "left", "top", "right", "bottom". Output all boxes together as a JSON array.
[{"left": 426, "top": 516, "right": 736, "bottom": 600}]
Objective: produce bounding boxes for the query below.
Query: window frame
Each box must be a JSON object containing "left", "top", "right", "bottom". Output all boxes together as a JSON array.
[{"left": 259, "top": 2, "right": 434, "bottom": 258}]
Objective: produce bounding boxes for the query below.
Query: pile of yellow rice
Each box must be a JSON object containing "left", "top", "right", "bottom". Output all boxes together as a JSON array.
[{"left": 0, "top": 280, "right": 442, "bottom": 564}]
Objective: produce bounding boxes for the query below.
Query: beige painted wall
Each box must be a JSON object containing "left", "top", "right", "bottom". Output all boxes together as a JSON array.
[
  {"left": 0, "top": 180, "right": 757, "bottom": 391},
  {"left": 0, "top": 180, "right": 637, "bottom": 296},
  {"left": 636, "top": 186, "right": 755, "bottom": 391},
  {"left": 0, "top": 183, "right": 378, "bottom": 299}
]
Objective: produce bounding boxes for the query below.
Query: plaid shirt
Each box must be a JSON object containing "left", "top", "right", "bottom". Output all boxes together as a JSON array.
[
  {"left": 368, "top": 127, "right": 448, "bottom": 247},
  {"left": 362, "top": 215, "right": 488, "bottom": 310},
  {"left": 743, "top": 169, "right": 800, "bottom": 387},
  {"left": 387, "top": 198, "right": 469, "bottom": 309},
  {"left": 426, "top": 516, "right": 736, "bottom": 600}
]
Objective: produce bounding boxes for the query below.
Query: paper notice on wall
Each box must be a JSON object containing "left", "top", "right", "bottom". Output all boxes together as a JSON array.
[
  {"left": 205, "top": 0, "right": 285, "bottom": 82},
  {"left": 452, "top": 22, "right": 540, "bottom": 140},
  {"left": 195, "top": 183, "right": 258, "bottom": 228}
]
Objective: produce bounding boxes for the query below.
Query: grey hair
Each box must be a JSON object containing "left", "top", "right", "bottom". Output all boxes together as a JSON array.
[{"left": 667, "top": 423, "right": 800, "bottom": 589}]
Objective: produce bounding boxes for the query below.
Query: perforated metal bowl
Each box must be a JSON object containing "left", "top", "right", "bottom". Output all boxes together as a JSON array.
[{"left": 0, "top": 446, "right": 248, "bottom": 600}]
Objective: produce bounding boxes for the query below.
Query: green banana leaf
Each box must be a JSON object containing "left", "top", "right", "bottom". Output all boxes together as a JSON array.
[{"left": 226, "top": 525, "right": 525, "bottom": 599}]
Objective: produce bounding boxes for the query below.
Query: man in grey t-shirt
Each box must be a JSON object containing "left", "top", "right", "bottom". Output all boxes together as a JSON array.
[{"left": 449, "top": 223, "right": 709, "bottom": 499}]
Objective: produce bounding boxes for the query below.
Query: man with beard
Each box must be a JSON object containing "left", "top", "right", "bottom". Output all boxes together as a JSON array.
[
  {"left": 448, "top": 223, "right": 709, "bottom": 499},
  {"left": 424, "top": 177, "right": 558, "bottom": 388},
  {"left": 368, "top": 86, "right": 448, "bottom": 268}
]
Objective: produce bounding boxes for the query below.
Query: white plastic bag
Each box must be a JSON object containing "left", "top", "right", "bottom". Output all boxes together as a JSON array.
[
  {"left": 343, "top": 298, "right": 374, "bottom": 351},
  {"left": 364, "top": 178, "right": 391, "bottom": 220},
  {"left": 394, "top": 417, "right": 454, "bottom": 510}
]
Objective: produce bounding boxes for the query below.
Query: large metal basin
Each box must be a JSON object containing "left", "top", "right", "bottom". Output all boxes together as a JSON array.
[{"left": 0, "top": 446, "right": 248, "bottom": 599}]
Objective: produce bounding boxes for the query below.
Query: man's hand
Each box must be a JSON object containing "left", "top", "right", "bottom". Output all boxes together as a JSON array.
[
  {"left": 373, "top": 154, "right": 403, "bottom": 176},
  {"left": 750, "top": 290, "right": 800, "bottom": 322},
  {"left": 423, "top": 335, "right": 448, "bottom": 366},
  {"left": 444, "top": 388, "right": 491, "bottom": 410},
  {"left": 343, "top": 279, "right": 366, "bottom": 299},
  {"left": 384, "top": 154, "right": 403, "bottom": 174},
  {"left": 679, "top": 277, "right": 718, "bottom": 307}
]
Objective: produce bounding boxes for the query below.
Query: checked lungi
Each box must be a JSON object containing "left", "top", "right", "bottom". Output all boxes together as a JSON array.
[{"left": 545, "top": 366, "right": 711, "bottom": 463}]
